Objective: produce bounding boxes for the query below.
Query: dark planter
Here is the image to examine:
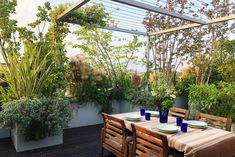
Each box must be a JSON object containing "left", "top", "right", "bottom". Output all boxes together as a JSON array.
[
  {"left": 174, "top": 96, "right": 188, "bottom": 109},
  {"left": 159, "top": 109, "right": 169, "bottom": 123}
]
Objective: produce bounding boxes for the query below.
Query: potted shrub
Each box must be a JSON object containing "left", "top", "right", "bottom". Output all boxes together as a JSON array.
[
  {"left": 0, "top": 98, "right": 72, "bottom": 152},
  {"left": 0, "top": 40, "right": 73, "bottom": 152}
]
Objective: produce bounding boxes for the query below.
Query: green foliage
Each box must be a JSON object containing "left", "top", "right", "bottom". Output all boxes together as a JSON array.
[
  {"left": 71, "top": 7, "right": 143, "bottom": 110},
  {"left": 73, "top": 27, "right": 142, "bottom": 89},
  {"left": 175, "top": 75, "right": 195, "bottom": 96},
  {"left": 68, "top": 54, "right": 138, "bottom": 113},
  {"left": 0, "top": 87, "right": 16, "bottom": 106},
  {"left": 0, "top": 42, "right": 54, "bottom": 99},
  {"left": 188, "top": 84, "right": 219, "bottom": 117},
  {"left": 0, "top": 98, "right": 72, "bottom": 141},
  {"left": 0, "top": 2, "right": 70, "bottom": 98},
  {"left": 207, "top": 82, "right": 235, "bottom": 121},
  {"left": 161, "top": 99, "right": 174, "bottom": 111},
  {"left": 65, "top": 3, "right": 109, "bottom": 28},
  {"left": 216, "top": 60, "right": 235, "bottom": 82},
  {"left": 126, "top": 89, "right": 155, "bottom": 110},
  {"left": 68, "top": 55, "right": 114, "bottom": 113},
  {"left": 215, "top": 40, "right": 235, "bottom": 62},
  {"left": 208, "top": 40, "right": 235, "bottom": 83},
  {"left": 37, "top": 3, "right": 70, "bottom": 97},
  {"left": 151, "top": 77, "right": 176, "bottom": 102},
  {"left": 0, "top": 2, "right": 73, "bottom": 140},
  {"left": 112, "top": 71, "right": 133, "bottom": 100},
  {"left": 189, "top": 82, "right": 235, "bottom": 121},
  {"left": 0, "top": 0, "right": 19, "bottom": 53}
]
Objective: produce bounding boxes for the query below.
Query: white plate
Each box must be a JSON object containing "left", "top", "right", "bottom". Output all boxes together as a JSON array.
[
  {"left": 187, "top": 120, "right": 208, "bottom": 128},
  {"left": 125, "top": 114, "right": 141, "bottom": 121},
  {"left": 156, "top": 124, "right": 178, "bottom": 133},
  {"left": 146, "top": 111, "right": 159, "bottom": 117}
]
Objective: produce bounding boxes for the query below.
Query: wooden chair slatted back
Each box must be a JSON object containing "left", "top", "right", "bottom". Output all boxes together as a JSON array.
[
  {"left": 132, "top": 124, "right": 169, "bottom": 157},
  {"left": 170, "top": 107, "right": 190, "bottom": 120},
  {"left": 195, "top": 112, "right": 232, "bottom": 131},
  {"left": 102, "top": 113, "right": 127, "bottom": 153}
]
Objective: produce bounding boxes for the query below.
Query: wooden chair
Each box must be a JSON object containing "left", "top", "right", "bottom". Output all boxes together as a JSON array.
[
  {"left": 131, "top": 124, "right": 171, "bottom": 157},
  {"left": 195, "top": 112, "right": 232, "bottom": 131},
  {"left": 170, "top": 107, "right": 190, "bottom": 120},
  {"left": 101, "top": 113, "right": 131, "bottom": 157}
]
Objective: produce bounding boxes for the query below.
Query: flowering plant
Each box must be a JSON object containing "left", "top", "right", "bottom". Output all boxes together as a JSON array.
[{"left": 151, "top": 78, "right": 176, "bottom": 110}]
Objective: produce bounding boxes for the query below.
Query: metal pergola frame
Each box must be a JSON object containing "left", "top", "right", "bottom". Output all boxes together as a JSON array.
[
  {"left": 57, "top": 0, "right": 235, "bottom": 77},
  {"left": 57, "top": 0, "right": 208, "bottom": 36}
]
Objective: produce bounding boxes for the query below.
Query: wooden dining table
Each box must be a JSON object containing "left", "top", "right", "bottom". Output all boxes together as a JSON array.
[{"left": 112, "top": 112, "right": 235, "bottom": 157}]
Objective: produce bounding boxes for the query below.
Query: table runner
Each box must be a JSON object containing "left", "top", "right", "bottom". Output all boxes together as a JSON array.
[{"left": 112, "top": 112, "right": 235, "bottom": 157}]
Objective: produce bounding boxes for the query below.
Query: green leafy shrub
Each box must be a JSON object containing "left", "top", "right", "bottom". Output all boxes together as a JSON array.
[
  {"left": 188, "top": 84, "right": 219, "bottom": 118},
  {"left": 162, "top": 99, "right": 174, "bottom": 111},
  {"left": 188, "top": 83, "right": 235, "bottom": 120},
  {"left": 151, "top": 78, "right": 176, "bottom": 102},
  {"left": 126, "top": 89, "right": 154, "bottom": 110},
  {"left": 209, "top": 82, "right": 235, "bottom": 121},
  {"left": 175, "top": 75, "right": 195, "bottom": 96},
  {"left": 0, "top": 98, "right": 72, "bottom": 141},
  {"left": 0, "top": 42, "right": 54, "bottom": 99},
  {"left": 217, "top": 60, "right": 235, "bottom": 83}
]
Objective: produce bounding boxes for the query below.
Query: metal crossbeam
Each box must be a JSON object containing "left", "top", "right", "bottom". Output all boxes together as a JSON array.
[
  {"left": 102, "top": 25, "right": 147, "bottom": 36},
  {"left": 57, "top": 0, "right": 90, "bottom": 21},
  {"left": 110, "top": 0, "right": 207, "bottom": 24},
  {"left": 150, "top": 15, "right": 235, "bottom": 35}
]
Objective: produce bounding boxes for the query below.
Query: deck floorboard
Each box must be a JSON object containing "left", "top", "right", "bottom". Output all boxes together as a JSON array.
[{"left": 0, "top": 124, "right": 115, "bottom": 157}]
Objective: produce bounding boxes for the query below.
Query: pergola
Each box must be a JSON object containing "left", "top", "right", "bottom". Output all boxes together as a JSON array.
[
  {"left": 57, "top": 0, "right": 235, "bottom": 71},
  {"left": 57, "top": 0, "right": 235, "bottom": 35}
]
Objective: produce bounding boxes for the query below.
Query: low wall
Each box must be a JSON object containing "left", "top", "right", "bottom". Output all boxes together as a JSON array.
[
  {"left": 68, "top": 101, "right": 135, "bottom": 128},
  {"left": 0, "top": 101, "right": 137, "bottom": 138}
]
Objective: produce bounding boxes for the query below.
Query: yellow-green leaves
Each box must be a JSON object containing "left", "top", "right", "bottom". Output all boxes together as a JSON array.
[{"left": 0, "top": 42, "right": 54, "bottom": 99}]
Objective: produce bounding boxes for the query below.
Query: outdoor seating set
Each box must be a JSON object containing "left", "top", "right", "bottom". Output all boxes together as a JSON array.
[{"left": 100, "top": 107, "right": 234, "bottom": 157}]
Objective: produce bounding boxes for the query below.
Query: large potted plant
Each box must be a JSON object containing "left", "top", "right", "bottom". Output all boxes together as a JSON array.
[
  {"left": 0, "top": 41, "right": 72, "bottom": 152},
  {"left": 0, "top": 98, "right": 72, "bottom": 152}
]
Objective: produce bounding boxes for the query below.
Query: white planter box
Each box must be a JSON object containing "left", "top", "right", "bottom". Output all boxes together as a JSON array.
[
  {"left": 11, "top": 127, "right": 63, "bottom": 152},
  {"left": 0, "top": 128, "right": 10, "bottom": 139},
  {"left": 112, "top": 100, "right": 132, "bottom": 114},
  {"left": 68, "top": 102, "right": 103, "bottom": 128},
  {"left": 68, "top": 101, "right": 134, "bottom": 128}
]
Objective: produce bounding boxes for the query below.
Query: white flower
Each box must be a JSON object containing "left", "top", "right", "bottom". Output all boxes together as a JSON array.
[{"left": 151, "top": 91, "right": 157, "bottom": 96}]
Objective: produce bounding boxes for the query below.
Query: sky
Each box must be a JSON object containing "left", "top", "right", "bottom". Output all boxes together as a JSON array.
[{"left": 5, "top": 0, "right": 235, "bottom": 72}]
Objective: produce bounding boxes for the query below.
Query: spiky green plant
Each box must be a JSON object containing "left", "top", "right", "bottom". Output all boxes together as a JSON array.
[{"left": 0, "top": 42, "right": 54, "bottom": 99}]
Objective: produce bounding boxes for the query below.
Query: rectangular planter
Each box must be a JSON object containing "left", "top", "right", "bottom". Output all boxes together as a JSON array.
[
  {"left": 68, "top": 101, "right": 135, "bottom": 128},
  {"left": 11, "top": 128, "right": 63, "bottom": 152},
  {"left": 0, "top": 128, "right": 10, "bottom": 139},
  {"left": 68, "top": 102, "right": 103, "bottom": 128}
]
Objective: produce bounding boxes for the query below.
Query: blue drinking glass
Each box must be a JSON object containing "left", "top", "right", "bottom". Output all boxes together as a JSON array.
[
  {"left": 140, "top": 108, "right": 145, "bottom": 116},
  {"left": 181, "top": 123, "right": 188, "bottom": 132},
  {"left": 176, "top": 117, "right": 183, "bottom": 126},
  {"left": 145, "top": 112, "right": 151, "bottom": 120}
]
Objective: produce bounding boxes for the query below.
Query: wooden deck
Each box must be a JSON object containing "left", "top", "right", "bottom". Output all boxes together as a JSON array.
[{"left": 0, "top": 124, "right": 114, "bottom": 157}]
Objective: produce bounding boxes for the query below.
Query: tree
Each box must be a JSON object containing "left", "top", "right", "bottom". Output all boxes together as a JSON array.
[
  {"left": 143, "top": 0, "right": 234, "bottom": 85},
  {"left": 73, "top": 27, "right": 142, "bottom": 89}
]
